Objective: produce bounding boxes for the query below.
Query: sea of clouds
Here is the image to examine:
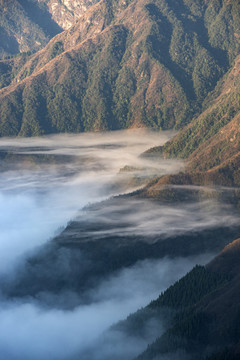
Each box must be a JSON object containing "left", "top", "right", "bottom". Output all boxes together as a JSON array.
[{"left": 0, "top": 130, "right": 238, "bottom": 359}]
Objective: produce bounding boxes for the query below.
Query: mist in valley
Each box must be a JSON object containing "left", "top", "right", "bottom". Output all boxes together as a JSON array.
[
  {"left": 0, "top": 131, "right": 178, "bottom": 267},
  {"left": 0, "top": 130, "right": 239, "bottom": 359}
]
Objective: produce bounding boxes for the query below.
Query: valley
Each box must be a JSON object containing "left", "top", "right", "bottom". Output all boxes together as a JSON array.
[
  {"left": 0, "top": 0, "right": 239, "bottom": 359},
  {"left": 0, "top": 131, "right": 238, "bottom": 359}
]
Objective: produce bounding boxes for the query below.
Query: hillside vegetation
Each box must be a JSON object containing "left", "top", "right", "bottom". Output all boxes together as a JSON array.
[
  {"left": 144, "top": 51, "right": 240, "bottom": 187},
  {"left": 109, "top": 238, "right": 240, "bottom": 360},
  {"left": 134, "top": 238, "right": 240, "bottom": 360},
  {"left": 0, "top": 0, "right": 240, "bottom": 135}
]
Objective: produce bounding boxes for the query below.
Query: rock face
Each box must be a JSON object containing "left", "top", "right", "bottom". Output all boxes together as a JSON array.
[{"left": 38, "top": 0, "right": 99, "bottom": 30}]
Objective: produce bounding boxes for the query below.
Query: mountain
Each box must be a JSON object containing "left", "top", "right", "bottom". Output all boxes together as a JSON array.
[
  {"left": 0, "top": 0, "right": 62, "bottom": 58},
  {"left": 38, "top": 0, "right": 100, "bottom": 30},
  {"left": 0, "top": 0, "right": 240, "bottom": 136},
  {"left": 0, "top": 2, "right": 239, "bottom": 358},
  {"left": 0, "top": 0, "right": 100, "bottom": 59},
  {"left": 95, "top": 237, "right": 240, "bottom": 360},
  {"left": 131, "top": 237, "right": 240, "bottom": 360},
  {"left": 144, "top": 52, "right": 240, "bottom": 189}
]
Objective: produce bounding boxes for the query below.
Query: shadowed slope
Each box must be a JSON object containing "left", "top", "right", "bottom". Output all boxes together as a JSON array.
[
  {"left": 120, "top": 238, "right": 240, "bottom": 360},
  {"left": 1, "top": 0, "right": 240, "bottom": 135}
]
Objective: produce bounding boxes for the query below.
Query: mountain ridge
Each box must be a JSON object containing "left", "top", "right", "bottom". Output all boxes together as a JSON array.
[
  {"left": 0, "top": 0, "right": 62, "bottom": 58},
  {"left": 1, "top": 0, "right": 240, "bottom": 137},
  {"left": 143, "top": 51, "right": 240, "bottom": 188}
]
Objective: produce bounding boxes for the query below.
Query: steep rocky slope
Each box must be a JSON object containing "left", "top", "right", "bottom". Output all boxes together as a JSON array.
[
  {"left": 0, "top": 0, "right": 62, "bottom": 58},
  {"left": 0, "top": 0, "right": 240, "bottom": 136},
  {"left": 0, "top": 0, "right": 100, "bottom": 58},
  {"left": 38, "top": 0, "right": 99, "bottom": 30}
]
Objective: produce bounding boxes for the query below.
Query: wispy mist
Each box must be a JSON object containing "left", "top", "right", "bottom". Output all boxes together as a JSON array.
[
  {"left": 0, "top": 255, "right": 213, "bottom": 360},
  {"left": 0, "top": 130, "right": 238, "bottom": 360},
  {"left": 0, "top": 130, "right": 182, "bottom": 273},
  {"left": 75, "top": 197, "right": 240, "bottom": 239}
]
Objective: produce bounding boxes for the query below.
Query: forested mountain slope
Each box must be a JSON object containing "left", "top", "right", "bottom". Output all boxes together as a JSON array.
[
  {"left": 144, "top": 53, "right": 240, "bottom": 188},
  {"left": 0, "top": 0, "right": 240, "bottom": 136},
  {"left": 134, "top": 238, "right": 240, "bottom": 360},
  {"left": 101, "top": 237, "right": 240, "bottom": 360}
]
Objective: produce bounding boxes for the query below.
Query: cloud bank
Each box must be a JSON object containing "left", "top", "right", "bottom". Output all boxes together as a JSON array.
[{"left": 0, "top": 130, "right": 238, "bottom": 359}]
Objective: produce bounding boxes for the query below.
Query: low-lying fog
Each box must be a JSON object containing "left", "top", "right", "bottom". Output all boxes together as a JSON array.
[
  {"left": 0, "top": 130, "right": 238, "bottom": 360},
  {"left": 0, "top": 130, "right": 182, "bottom": 272}
]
